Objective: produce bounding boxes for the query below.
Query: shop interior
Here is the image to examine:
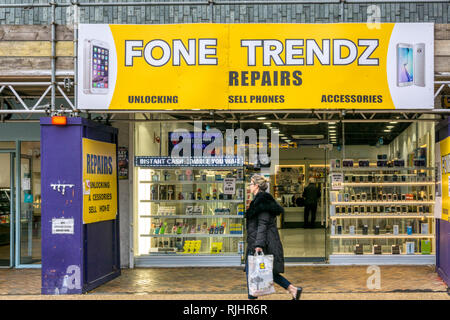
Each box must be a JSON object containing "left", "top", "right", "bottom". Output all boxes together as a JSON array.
[{"left": 134, "top": 112, "right": 436, "bottom": 265}]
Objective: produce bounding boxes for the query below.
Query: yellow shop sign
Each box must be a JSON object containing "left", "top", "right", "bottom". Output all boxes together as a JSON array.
[
  {"left": 82, "top": 138, "right": 117, "bottom": 224},
  {"left": 78, "top": 23, "right": 434, "bottom": 110}
]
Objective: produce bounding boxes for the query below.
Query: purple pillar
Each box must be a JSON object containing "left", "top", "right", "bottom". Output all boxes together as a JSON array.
[
  {"left": 40, "top": 117, "right": 120, "bottom": 294},
  {"left": 436, "top": 118, "right": 450, "bottom": 287}
]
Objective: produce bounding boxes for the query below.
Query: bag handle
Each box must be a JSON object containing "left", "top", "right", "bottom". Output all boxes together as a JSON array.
[{"left": 254, "top": 250, "right": 264, "bottom": 257}]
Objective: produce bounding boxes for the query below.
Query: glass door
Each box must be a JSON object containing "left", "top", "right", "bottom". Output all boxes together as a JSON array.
[
  {"left": 0, "top": 151, "right": 14, "bottom": 267},
  {"left": 19, "top": 155, "right": 38, "bottom": 264}
]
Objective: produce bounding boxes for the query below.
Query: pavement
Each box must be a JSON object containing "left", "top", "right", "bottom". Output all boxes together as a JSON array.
[{"left": 0, "top": 265, "right": 449, "bottom": 300}]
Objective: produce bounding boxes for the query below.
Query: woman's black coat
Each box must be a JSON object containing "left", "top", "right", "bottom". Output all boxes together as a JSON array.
[{"left": 245, "top": 191, "right": 285, "bottom": 274}]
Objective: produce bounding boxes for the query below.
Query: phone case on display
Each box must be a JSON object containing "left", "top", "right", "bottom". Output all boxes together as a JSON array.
[
  {"left": 374, "top": 226, "right": 380, "bottom": 235},
  {"left": 407, "top": 226, "right": 413, "bottom": 235},
  {"left": 373, "top": 245, "right": 382, "bottom": 255},
  {"left": 421, "top": 240, "right": 431, "bottom": 254},
  {"left": 349, "top": 226, "right": 355, "bottom": 235},
  {"left": 362, "top": 225, "right": 368, "bottom": 235},
  {"left": 355, "top": 244, "right": 364, "bottom": 255},
  {"left": 391, "top": 245, "right": 401, "bottom": 254},
  {"left": 406, "top": 242, "right": 415, "bottom": 254},
  {"left": 337, "top": 225, "right": 342, "bottom": 235}
]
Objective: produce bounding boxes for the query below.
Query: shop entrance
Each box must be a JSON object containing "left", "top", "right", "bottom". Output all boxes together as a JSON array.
[
  {"left": 274, "top": 144, "right": 329, "bottom": 263},
  {"left": 0, "top": 150, "right": 15, "bottom": 267}
]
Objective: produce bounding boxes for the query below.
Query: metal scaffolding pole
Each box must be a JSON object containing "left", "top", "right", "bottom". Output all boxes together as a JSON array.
[
  {"left": 50, "top": 1, "right": 56, "bottom": 114},
  {"left": 73, "top": 0, "right": 79, "bottom": 113}
]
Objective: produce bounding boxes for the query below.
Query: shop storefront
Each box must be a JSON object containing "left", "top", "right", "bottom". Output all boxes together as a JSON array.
[
  {"left": 0, "top": 2, "right": 448, "bottom": 274},
  {"left": 129, "top": 116, "right": 437, "bottom": 266}
]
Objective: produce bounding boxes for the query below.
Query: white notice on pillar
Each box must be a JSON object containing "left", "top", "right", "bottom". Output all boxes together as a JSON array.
[{"left": 52, "top": 218, "right": 74, "bottom": 235}]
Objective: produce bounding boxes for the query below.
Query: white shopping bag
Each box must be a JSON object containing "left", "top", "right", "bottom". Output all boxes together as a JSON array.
[{"left": 247, "top": 252, "right": 276, "bottom": 297}]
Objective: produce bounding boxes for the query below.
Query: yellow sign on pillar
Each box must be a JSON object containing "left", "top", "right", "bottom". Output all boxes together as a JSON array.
[
  {"left": 82, "top": 138, "right": 117, "bottom": 224},
  {"left": 440, "top": 136, "right": 450, "bottom": 222}
]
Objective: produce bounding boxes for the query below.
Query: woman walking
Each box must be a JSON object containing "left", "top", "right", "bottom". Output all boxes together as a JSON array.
[{"left": 245, "top": 174, "right": 302, "bottom": 300}]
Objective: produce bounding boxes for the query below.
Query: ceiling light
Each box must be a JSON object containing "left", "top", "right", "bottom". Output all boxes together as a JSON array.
[
  {"left": 264, "top": 122, "right": 271, "bottom": 125},
  {"left": 329, "top": 130, "right": 336, "bottom": 132},
  {"left": 328, "top": 122, "right": 336, "bottom": 124},
  {"left": 386, "top": 126, "right": 394, "bottom": 129},
  {"left": 383, "top": 129, "right": 391, "bottom": 132},
  {"left": 389, "top": 121, "right": 398, "bottom": 124},
  {"left": 257, "top": 117, "right": 266, "bottom": 120}
]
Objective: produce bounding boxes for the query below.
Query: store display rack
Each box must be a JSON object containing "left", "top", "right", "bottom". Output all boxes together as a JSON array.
[
  {"left": 329, "top": 165, "right": 435, "bottom": 264},
  {"left": 0, "top": 188, "right": 11, "bottom": 246},
  {"left": 136, "top": 162, "right": 246, "bottom": 267}
]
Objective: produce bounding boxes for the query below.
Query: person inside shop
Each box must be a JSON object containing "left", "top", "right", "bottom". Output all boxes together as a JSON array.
[
  {"left": 245, "top": 174, "right": 302, "bottom": 300},
  {"left": 302, "top": 177, "right": 321, "bottom": 228}
]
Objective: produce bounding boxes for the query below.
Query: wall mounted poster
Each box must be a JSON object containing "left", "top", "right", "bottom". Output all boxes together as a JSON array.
[{"left": 118, "top": 146, "right": 129, "bottom": 180}]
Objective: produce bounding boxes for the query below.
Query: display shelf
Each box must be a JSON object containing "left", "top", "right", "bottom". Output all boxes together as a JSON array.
[
  {"left": 329, "top": 254, "right": 435, "bottom": 265},
  {"left": 330, "top": 215, "right": 434, "bottom": 219},
  {"left": 141, "top": 234, "right": 243, "bottom": 238},
  {"left": 331, "top": 201, "right": 435, "bottom": 206},
  {"left": 332, "top": 167, "right": 434, "bottom": 171},
  {"left": 134, "top": 254, "right": 242, "bottom": 267},
  {"left": 330, "top": 234, "right": 434, "bottom": 239},
  {"left": 136, "top": 164, "right": 246, "bottom": 259},
  {"left": 328, "top": 163, "right": 435, "bottom": 260},
  {"left": 140, "top": 199, "right": 243, "bottom": 203},
  {"left": 342, "top": 182, "right": 435, "bottom": 187},
  {"left": 140, "top": 215, "right": 244, "bottom": 219},
  {"left": 140, "top": 180, "right": 245, "bottom": 185}
]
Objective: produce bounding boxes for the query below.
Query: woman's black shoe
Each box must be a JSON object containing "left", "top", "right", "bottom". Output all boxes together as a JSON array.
[{"left": 293, "top": 287, "right": 302, "bottom": 300}]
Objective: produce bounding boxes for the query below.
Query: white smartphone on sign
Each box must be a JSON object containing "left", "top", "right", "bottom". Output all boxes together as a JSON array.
[
  {"left": 396, "top": 43, "right": 413, "bottom": 87},
  {"left": 413, "top": 43, "right": 425, "bottom": 87},
  {"left": 83, "top": 39, "right": 110, "bottom": 94}
]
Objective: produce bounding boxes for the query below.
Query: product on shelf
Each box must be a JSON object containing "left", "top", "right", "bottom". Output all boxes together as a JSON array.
[
  {"left": 343, "top": 159, "right": 354, "bottom": 167},
  {"left": 355, "top": 244, "right": 364, "bottom": 255},
  {"left": 421, "top": 223, "right": 429, "bottom": 234},
  {"left": 362, "top": 225, "right": 368, "bottom": 235},
  {"left": 183, "top": 240, "right": 201, "bottom": 254},
  {"left": 406, "top": 225, "right": 413, "bottom": 235},
  {"left": 230, "top": 223, "right": 243, "bottom": 234},
  {"left": 391, "top": 245, "right": 401, "bottom": 254},
  {"left": 393, "top": 225, "right": 399, "bottom": 235},
  {"left": 349, "top": 226, "right": 355, "bottom": 235},
  {"left": 420, "top": 240, "right": 431, "bottom": 254},
  {"left": 373, "top": 245, "right": 382, "bottom": 255},
  {"left": 210, "top": 242, "right": 223, "bottom": 254},
  {"left": 237, "top": 204, "right": 245, "bottom": 215},
  {"left": 406, "top": 241, "right": 415, "bottom": 254},
  {"left": 193, "top": 206, "right": 204, "bottom": 215}
]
